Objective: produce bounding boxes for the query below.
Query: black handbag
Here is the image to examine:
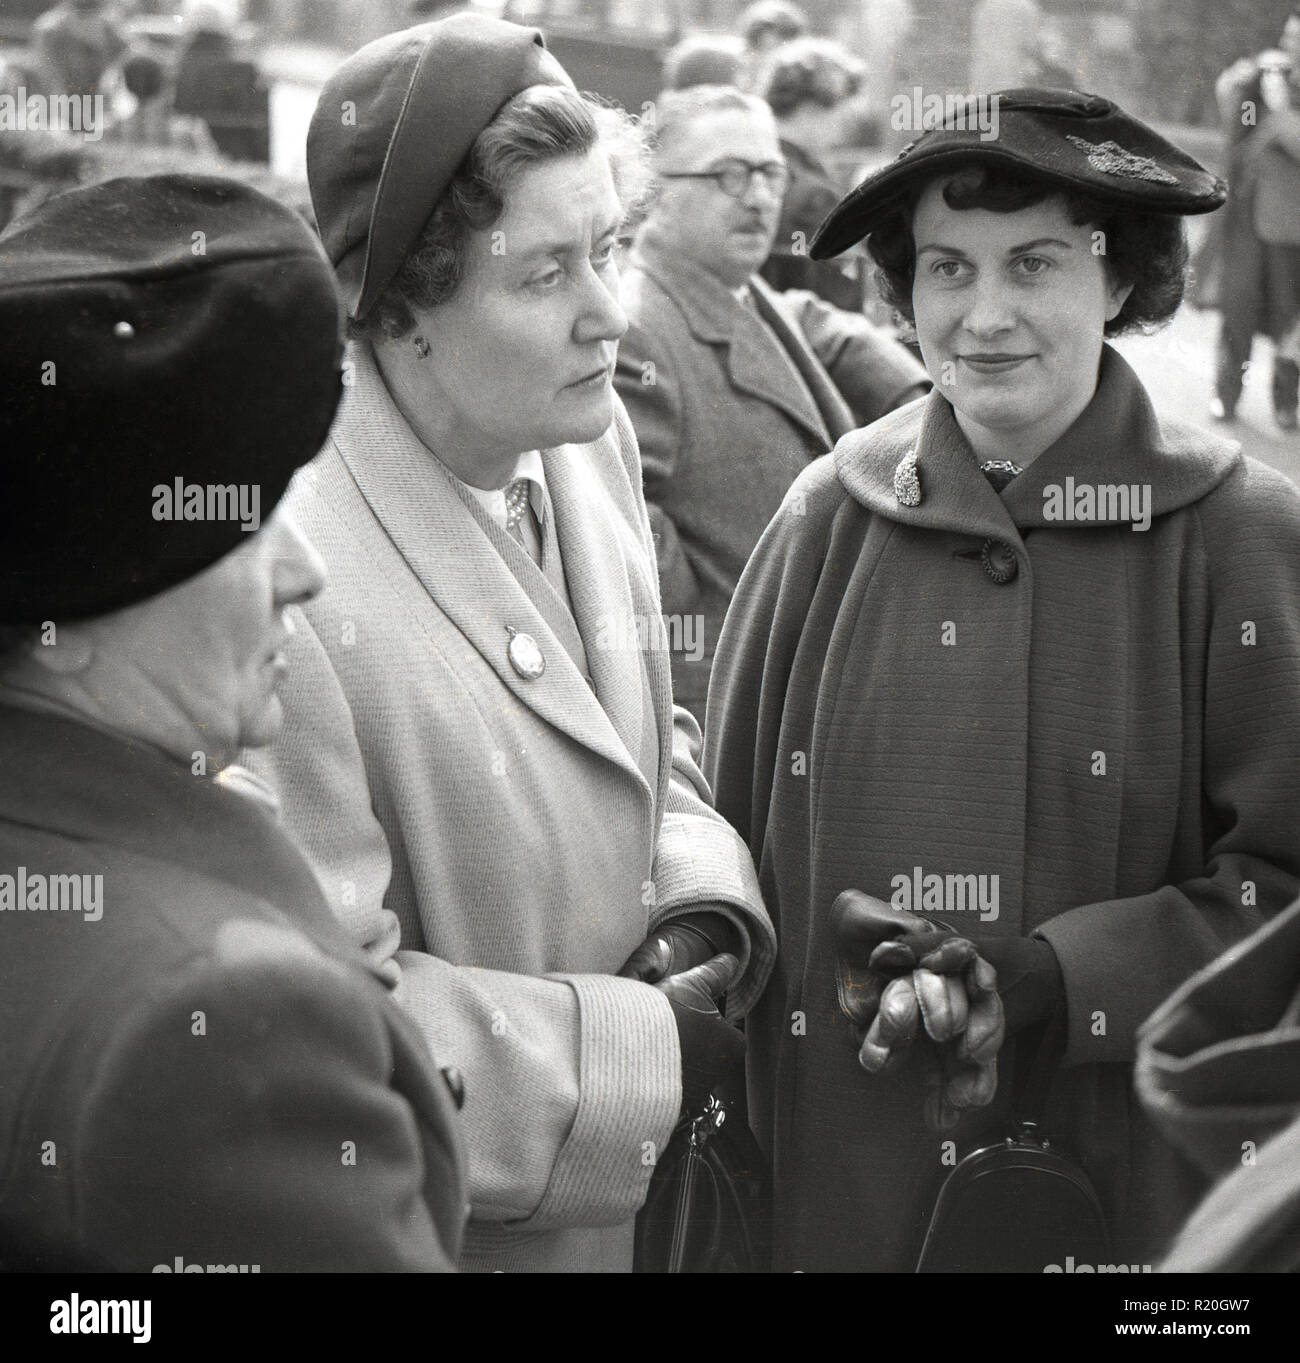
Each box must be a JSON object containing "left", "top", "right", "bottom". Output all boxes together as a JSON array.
[
  {"left": 633, "top": 1085, "right": 772, "bottom": 1273},
  {"left": 916, "top": 1011, "right": 1111, "bottom": 1273}
]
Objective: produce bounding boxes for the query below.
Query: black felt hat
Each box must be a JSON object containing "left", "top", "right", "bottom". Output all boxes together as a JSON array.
[
  {"left": 811, "top": 87, "right": 1228, "bottom": 260},
  {"left": 0, "top": 174, "right": 344, "bottom": 624}
]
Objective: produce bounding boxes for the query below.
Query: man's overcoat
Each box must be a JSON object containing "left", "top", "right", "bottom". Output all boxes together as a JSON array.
[
  {"left": 615, "top": 234, "right": 924, "bottom": 717},
  {"left": 249, "top": 345, "right": 774, "bottom": 1273},
  {"left": 705, "top": 347, "right": 1300, "bottom": 1271}
]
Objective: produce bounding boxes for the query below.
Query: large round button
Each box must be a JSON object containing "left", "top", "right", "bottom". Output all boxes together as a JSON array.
[{"left": 980, "top": 538, "right": 1019, "bottom": 584}]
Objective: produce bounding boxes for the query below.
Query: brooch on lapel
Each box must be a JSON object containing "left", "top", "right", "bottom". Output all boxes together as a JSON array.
[
  {"left": 894, "top": 449, "right": 922, "bottom": 507},
  {"left": 505, "top": 625, "right": 545, "bottom": 680},
  {"left": 1065, "top": 134, "right": 1180, "bottom": 185}
]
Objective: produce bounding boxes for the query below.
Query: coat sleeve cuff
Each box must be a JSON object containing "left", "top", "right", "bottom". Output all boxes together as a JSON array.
[
  {"left": 524, "top": 973, "right": 680, "bottom": 1231},
  {"left": 651, "top": 810, "right": 776, "bottom": 1021}
]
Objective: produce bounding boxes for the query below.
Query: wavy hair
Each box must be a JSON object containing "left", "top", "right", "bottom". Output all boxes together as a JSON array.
[{"left": 866, "top": 163, "right": 1189, "bottom": 338}]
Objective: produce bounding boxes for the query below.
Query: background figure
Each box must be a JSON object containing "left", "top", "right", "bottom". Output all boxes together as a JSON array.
[
  {"left": 105, "top": 51, "right": 218, "bottom": 152},
  {"left": 1209, "top": 9, "right": 1300, "bottom": 428},
  {"left": 662, "top": 32, "right": 745, "bottom": 91},
  {"left": 754, "top": 35, "right": 871, "bottom": 309},
  {"left": 615, "top": 85, "right": 927, "bottom": 724},
  {"left": 0, "top": 174, "right": 465, "bottom": 1272},
  {"left": 32, "top": 0, "right": 126, "bottom": 108},
  {"left": 173, "top": 3, "right": 270, "bottom": 162},
  {"left": 735, "top": 0, "right": 807, "bottom": 89}
]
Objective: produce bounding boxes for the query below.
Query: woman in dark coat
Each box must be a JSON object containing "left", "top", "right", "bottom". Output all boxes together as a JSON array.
[
  {"left": 0, "top": 174, "right": 465, "bottom": 1271},
  {"left": 704, "top": 88, "right": 1300, "bottom": 1272}
]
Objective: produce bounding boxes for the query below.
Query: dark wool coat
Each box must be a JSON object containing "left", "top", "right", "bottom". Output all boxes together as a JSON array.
[
  {"left": 704, "top": 346, "right": 1300, "bottom": 1272},
  {"left": 0, "top": 706, "right": 466, "bottom": 1272},
  {"left": 1137, "top": 893, "right": 1300, "bottom": 1272}
]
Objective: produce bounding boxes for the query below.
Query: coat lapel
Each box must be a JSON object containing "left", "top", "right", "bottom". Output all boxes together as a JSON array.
[
  {"left": 835, "top": 347, "right": 1242, "bottom": 540},
  {"left": 631, "top": 236, "right": 836, "bottom": 448},
  {"left": 750, "top": 274, "right": 855, "bottom": 443},
  {"left": 544, "top": 438, "right": 660, "bottom": 784},
  {"left": 328, "top": 345, "right": 650, "bottom": 793}
]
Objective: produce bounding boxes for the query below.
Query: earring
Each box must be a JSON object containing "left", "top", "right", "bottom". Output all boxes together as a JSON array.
[{"left": 412, "top": 335, "right": 430, "bottom": 359}]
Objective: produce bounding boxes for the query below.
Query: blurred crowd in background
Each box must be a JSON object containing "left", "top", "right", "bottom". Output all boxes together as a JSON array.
[{"left": 1, "top": 0, "right": 1294, "bottom": 240}]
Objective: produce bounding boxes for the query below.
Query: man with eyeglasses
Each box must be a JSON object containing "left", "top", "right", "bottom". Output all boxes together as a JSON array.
[{"left": 616, "top": 85, "right": 928, "bottom": 724}]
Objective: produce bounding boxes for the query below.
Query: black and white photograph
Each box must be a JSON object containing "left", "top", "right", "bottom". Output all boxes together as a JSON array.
[{"left": 0, "top": 0, "right": 1296, "bottom": 1340}]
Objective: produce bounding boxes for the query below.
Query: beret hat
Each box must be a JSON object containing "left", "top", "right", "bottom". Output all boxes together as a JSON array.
[
  {"left": 307, "top": 12, "right": 573, "bottom": 321},
  {"left": 811, "top": 87, "right": 1228, "bottom": 260},
  {"left": 0, "top": 174, "right": 344, "bottom": 624}
]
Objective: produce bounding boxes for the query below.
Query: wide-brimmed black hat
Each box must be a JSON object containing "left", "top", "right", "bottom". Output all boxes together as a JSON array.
[
  {"left": 811, "top": 87, "right": 1227, "bottom": 260},
  {"left": 0, "top": 174, "right": 344, "bottom": 624}
]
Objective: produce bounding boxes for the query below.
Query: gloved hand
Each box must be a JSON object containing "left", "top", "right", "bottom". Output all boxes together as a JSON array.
[
  {"left": 831, "top": 889, "right": 952, "bottom": 1038},
  {"left": 618, "top": 909, "right": 741, "bottom": 984},
  {"left": 655, "top": 954, "right": 745, "bottom": 1117},
  {"left": 831, "top": 889, "right": 1005, "bottom": 1129}
]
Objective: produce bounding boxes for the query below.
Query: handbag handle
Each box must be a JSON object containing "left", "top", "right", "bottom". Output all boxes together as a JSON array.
[{"left": 1010, "top": 1001, "right": 1069, "bottom": 1132}]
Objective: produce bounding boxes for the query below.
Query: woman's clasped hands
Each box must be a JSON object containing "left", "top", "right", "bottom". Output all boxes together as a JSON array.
[{"left": 832, "top": 889, "right": 1006, "bottom": 1131}]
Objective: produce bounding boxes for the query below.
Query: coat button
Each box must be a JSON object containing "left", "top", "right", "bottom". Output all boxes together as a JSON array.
[
  {"left": 440, "top": 1066, "right": 465, "bottom": 1111},
  {"left": 980, "top": 538, "right": 1018, "bottom": 584}
]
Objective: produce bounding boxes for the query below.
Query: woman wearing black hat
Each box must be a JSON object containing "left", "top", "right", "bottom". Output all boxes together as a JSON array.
[
  {"left": 705, "top": 89, "right": 1300, "bottom": 1272},
  {"left": 0, "top": 174, "right": 466, "bottom": 1271},
  {"left": 245, "top": 14, "right": 775, "bottom": 1274}
]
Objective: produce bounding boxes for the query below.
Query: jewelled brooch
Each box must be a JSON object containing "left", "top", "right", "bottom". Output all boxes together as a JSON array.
[
  {"left": 893, "top": 449, "right": 922, "bottom": 507},
  {"left": 1065, "top": 134, "right": 1179, "bottom": 185}
]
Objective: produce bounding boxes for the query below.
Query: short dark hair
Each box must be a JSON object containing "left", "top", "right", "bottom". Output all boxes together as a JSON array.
[
  {"left": 353, "top": 84, "right": 649, "bottom": 341},
  {"left": 739, "top": 0, "right": 807, "bottom": 50},
  {"left": 662, "top": 34, "right": 745, "bottom": 91},
  {"left": 754, "top": 37, "right": 864, "bottom": 116},
  {"left": 865, "top": 164, "right": 1188, "bottom": 337},
  {"left": 123, "top": 54, "right": 165, "bottom": 102}
]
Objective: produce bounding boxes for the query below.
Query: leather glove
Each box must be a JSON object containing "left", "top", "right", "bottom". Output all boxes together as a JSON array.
[
  {"left": 831, "top": 889, "right": 944, "bottom": 1031},
  {"left": 833, "top": 891, "right": 1005, "bottom": 1125},
  {"left": 618, "top": 909, "right": 741, "bottom": 984},
  {"left": 921, "top": 953, "right": 1004, "bottom": 1130},
  {"left": 655, "top": 954, "right": 745, "bottom": 1116}
]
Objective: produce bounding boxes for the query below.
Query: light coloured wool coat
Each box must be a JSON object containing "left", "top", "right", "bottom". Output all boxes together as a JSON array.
[
  {"left": 705, "top": 346, "right": 1300, "bottom": 1272},
  {"left": 248, "top": 344, "right": 774, "bottom": 1273}
]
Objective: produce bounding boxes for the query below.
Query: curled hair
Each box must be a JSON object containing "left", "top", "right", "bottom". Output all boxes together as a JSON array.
[
  {"left": 866, "top": 164, "right": 1188, "bottom": 337},
  {"left": 754, "top": 37, "right": 864, "bottom": 116},
  {"left": 353, "top": 84, "right": 651, "bottom": 341}
]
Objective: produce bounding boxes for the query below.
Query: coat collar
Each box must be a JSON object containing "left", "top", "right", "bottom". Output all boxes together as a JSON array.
[
  {"left": 628, "top": 230, "right": 840, "bottom": 446},
  {"left": 0, "top": 705, "right": 362, "bottom": 957},
  {"left": 326, "top": 344, "right": 655, "bottom": 797},
  {"left": 835, "top": 345, "right": 1241, "bottom": 540}
]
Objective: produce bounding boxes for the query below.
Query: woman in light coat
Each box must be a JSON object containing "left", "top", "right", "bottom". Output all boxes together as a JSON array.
[
  {"left": 248, "top": 14, "right": 774, "bottom": 1273},
  {"left": 705, "top": 88, "right": 1300, "bottom": 1271}
]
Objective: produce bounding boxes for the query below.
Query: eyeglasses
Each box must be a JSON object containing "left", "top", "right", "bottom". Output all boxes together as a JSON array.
[{"left": 658, "top": 159, "right": 790, "bottom": 199}]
